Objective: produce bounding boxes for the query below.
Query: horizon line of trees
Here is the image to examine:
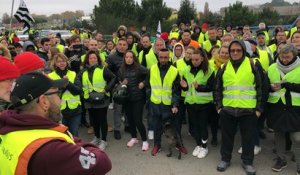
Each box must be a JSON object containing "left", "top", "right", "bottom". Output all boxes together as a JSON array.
[{"left": 2, "top": 0, "right": 298, "bottom": 33}]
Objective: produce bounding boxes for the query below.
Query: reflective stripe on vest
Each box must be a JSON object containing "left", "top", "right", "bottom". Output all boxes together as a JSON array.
[
  {"left": 184, "top": 65, "right": 213, "bottom": 104},
  {"left": 222, "top": 58, "right": 257, "bottom": 108},
  {"left": 48, "top": 70, "right": 81, "bottom": 110},
  {"left": 267, "top": 63, "right": 300, "bottom": 106},
  {"left": 0, "top": 126, "right": 75, "bottom": 175},
  {"left": 82, "top": 67, "right": 109, "bottom": 99},
  {"left": 150, "top": 64, "right": 178, "bottom": 105}
]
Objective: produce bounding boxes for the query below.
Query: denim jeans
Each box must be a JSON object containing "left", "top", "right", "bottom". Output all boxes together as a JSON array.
[{"left": 62, "top": 114, "right": 81, "bottom": 137}]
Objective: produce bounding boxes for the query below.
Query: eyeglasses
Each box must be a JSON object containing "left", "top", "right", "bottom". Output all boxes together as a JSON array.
[
  {"left": 37, "top": 90, "right": 61, "bottom": 103},
  {"left": 230, "top": 49, "right": 242, "bottom": 53}
]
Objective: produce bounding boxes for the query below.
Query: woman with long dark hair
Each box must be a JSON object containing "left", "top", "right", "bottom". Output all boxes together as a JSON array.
[
  {"left": 118, "top": 50, "right": 149, "bottom": 151},
  {"left": 180, "top": 48, "right": 215, "bottom": 158},
  {"left": 79, "top": 50, "right": 116, "bottom": 150}
]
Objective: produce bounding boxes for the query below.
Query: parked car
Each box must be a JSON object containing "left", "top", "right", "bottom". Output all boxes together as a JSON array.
[
  {"left": 52, "top": 30, "right": 72, "bottom": 40},
  {"left": 16, "top": 30, "right": 29, "bottom": 41}
]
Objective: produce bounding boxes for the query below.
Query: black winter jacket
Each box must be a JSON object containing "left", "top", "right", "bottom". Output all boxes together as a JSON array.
[
  {"left": 213, "top": 40, "right": 263, "bottom": 117},
  {"left": 117, "top": 64, "right": 148, "bottom": 102},
  {"left": 106, "top": 50, "right": 124, "bottom": 76}
]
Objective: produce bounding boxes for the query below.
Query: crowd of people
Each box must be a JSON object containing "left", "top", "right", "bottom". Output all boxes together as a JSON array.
[{"left": 0, "top": 18, "right": 300, "bottom": 175}]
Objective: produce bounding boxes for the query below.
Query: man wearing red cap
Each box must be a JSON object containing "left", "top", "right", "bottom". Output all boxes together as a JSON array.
[{"left": 198, "top": 23, "right": 209, "bottom": 45}]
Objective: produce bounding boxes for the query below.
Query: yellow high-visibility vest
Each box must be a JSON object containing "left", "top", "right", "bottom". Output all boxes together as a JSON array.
[
  {"left": 0, "top": 126, "right": 75, "bottom": 175},
  {"left": 202, "top": 40, "right": 221, "bottom": 53},
  {"left": 184, "top": 65, "right": 213, "bottom": 104},
  {"left": 267, "top": 63, "right": 300, "bottom": 106},
  {"left": 48, "top": 70, "right": 81, "bottom": 110},
  {"left": 222, "top": 58, "right": 257, "bottom": 108},
  {"left": 82, "top": 67, "right": 109, "bottom": 99},
  {"left": 150, "top": 64, "right": 178, "bottom": 105}
]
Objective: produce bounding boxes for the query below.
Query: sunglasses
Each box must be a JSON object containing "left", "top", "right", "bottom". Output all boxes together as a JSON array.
[{"left": 230, "top": 49, "right": 242, "bottom": 53}]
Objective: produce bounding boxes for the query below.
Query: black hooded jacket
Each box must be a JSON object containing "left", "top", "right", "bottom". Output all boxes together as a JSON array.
[
  {"left": 117, "top": 64, "right": 148, "bottom": 102},
  {"left": 213, "top": 40, "right": 264, "bottom": 117}
]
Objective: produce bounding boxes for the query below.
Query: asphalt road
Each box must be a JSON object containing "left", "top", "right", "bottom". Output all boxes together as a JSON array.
[{"left": 79, "top": 108, "right": 296, "bottom": 175}]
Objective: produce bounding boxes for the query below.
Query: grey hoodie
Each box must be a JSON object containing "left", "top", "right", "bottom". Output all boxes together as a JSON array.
[
  {"left": 172, "top": 43, "right": 185, "bottom": 62},
  {"left": 23, "top": 41, "right": 35, "bottom": 51}
]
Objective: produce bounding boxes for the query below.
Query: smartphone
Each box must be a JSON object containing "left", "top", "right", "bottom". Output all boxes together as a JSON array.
[{"left": 73, "top": 44, "right": 83, "bottom": 50}]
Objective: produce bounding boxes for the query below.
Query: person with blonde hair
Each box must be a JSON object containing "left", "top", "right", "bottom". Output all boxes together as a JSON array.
[{"left": 48, "top": 53, "right": 82, "bottom": 137}]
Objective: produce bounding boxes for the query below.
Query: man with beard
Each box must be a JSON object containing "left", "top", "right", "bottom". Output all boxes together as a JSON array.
[
  {"left": 106, "top": 39, "right": 128, "bottom": 140},
  {"left": 179, "top": 29, "right": 199, "bottom": 50},
  {"left": 202, "top": 27, "right": 222, "bottom": 58},
  {"left": 138, "top": 35, "right": 152, "bottom": 68},
  {"left": 0, "top": 72, "right": 111, "bottom": 175}
]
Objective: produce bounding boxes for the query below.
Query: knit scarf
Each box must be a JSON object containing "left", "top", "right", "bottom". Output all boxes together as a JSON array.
[
  {"left": 276, "top": 56, "right": 300, "bottom": 75},
  {"left": 213, "top": 55, "right": 229, "bottom": 70}
]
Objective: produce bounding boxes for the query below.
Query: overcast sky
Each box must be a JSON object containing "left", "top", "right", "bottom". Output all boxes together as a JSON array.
[{"left": 1, "top": 0, "right": 299, "bottom": 18}]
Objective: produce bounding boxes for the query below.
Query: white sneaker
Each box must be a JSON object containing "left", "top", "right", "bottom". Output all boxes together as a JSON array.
[
  {"left": 142, "top": 141, "right": 149, "bottom": 151},
  {"left": 90, "top": 137, "right": 100, "bottom": 145},
  {"left": 108, "top": 103, "right": 114, "bottom": 109},
  {"left": 148, "top": 130, "right": 154, "bottom": 140},
  {"left": 192, "top": 146, "right": 201, "bottom": 157},
  {"left": 127, "top": 138, "right": 139, "bottom": 147},
  {"left": 197, "top": 147, "right": 208, "bottom": 158},
  {"left": 254, "top": 146, "right": 261, "bottom": 155},
  {"left": 99, "top": 140, "right": 108, "bottom": 150},
  {"left": 238, "top": 147, "right": 242, "bottom": 154}
]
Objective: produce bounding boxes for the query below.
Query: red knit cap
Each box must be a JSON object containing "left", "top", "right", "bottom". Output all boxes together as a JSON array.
[
  {"left": 201, "top": 23, "right": 208, "bottom": 30},
  {"left": 0, "top": 57, "right": 20, "bottom": 81},
  {"left": 14, "top": 52, "right": 45, "bottom": 74},
  {"left": 160, "top": 32, "right": 169, "bottom": 42}
]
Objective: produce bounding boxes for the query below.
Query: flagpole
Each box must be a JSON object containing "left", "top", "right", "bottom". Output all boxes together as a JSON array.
[{"left": 9, "top": 0, "right": 15, "bottom": 39}]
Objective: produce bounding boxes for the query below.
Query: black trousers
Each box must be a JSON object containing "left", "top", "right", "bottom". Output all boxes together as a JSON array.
[
  {"left": 220, "top": 110, "right": 257, "bottom": 165},
  {"left": 186, "top": 104, "right": 209, "bottom": 147},
  {"left": 209, "top": 104, "right": 219, "bottom": 138},
  {"left": 124, "top": 100, "right": 147, "bottom": 141},
  {"left": 174, "top": 98, "right": 186, "bottom": 137},
  {"left": 80, "top": 96, "right": 88, "bottom": 125},
  {"left": 88, "top": 107, "right": 108, "bottom": 141}
]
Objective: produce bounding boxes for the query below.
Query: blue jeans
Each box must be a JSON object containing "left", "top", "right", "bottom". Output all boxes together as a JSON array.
[
  {"left": 146, "top": 88, "right": 154, "bottom": 131},
  {"left": 62, "top": 114, "right": 81, "bottom": 137}
]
